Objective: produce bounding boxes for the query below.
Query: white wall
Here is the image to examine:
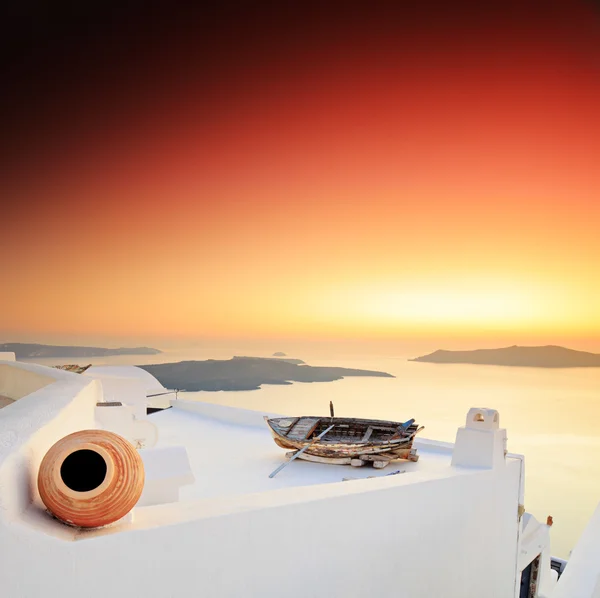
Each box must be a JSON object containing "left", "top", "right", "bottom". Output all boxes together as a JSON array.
[
  {"left": 518, "top": 514, "right": 557, "bottom": 597},
  {"left": 0, "top": 352, "right": 16, "bottom": 361},
  {"left": 95, "top": 404, "right": 158, "bottom": 449},
  {"left": 171, "top": 397, "right": 281, "bottom": 427},
  {"left": 0, "top": 362, "right": 101, "bottom": 520},
  {"left": 85, "top": 366, "right": 170, "bottom": 414},
  {"left": 0, "top": 363, "right": 55, "bottom": 400},
  {"left": 93, "top": 376, "right": 148, "bottom": 419},
  {"left": 1, "top": 451, "right": 522, "bottom": 597},
  {"left": 0, "top": 369, "right": 524, "bottom": 598},
  {"left": 552, "top": 502, "right": 600, "bottom": 598},
  {"left": 85, "top": 365, "right": 166, "bottom": 393}
]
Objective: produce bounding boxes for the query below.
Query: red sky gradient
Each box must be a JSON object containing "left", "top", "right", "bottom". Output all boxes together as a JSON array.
[{"left": 2, "top": 3, "right": 600, "bottom": 348}]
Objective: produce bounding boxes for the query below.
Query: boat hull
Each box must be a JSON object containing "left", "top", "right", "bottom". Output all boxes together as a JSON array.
[{"left": 265, "top": 416, "right": 421, "bottom": 460}]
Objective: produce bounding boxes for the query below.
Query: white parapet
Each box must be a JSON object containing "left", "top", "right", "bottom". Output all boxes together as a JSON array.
[
  {"left": 87, "top": 374, "right": 149, "bottom": 420},
  {"left": 95, "top": 402, "right": 158, "bottom": 449},
  {"left": 451, "top": 407, "right": 507, "bottom": 469},
  {"left": 137, "top": 446, "right": 195, "bottom": 507},
  {"left": 0, "top": 352, "right": 16, "bottom": 362},
  {"left": 84, "top": 366, "right": 170, "bottom": 420},
  {"left": 0, "top": 362, "right": 101, "bottom": 520},
  {"left": 552, "top": 501, "right": 600, "bottom": 598}
]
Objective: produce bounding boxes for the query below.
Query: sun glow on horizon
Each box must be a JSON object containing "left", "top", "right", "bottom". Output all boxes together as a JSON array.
[
  {"left": 299, "top": 276, "right": 600, "bottom": 339},
  {"left": 362, "top": 288, "right": 530, "bottom": 325},
  {"left": 2, "top": 3, "right": 600, "bottom": 346}
]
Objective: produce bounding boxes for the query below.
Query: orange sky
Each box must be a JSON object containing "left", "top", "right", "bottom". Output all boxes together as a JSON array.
[{"left": 2, "top": 3, "right": 600, "bottom": 348}]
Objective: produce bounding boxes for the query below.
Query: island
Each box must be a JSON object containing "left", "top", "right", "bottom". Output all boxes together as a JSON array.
[
  {"left": 409, "top": 345, "right": 600, "bottom": 368},
  {"left": 0, "top": 343, "right": 162, "bottom": 359},
  {"left": 139, "top": 355, "right": 394, "bottom": 391},
  {"left": 272, "top": 352, "right": 287, "bottom": 357}
]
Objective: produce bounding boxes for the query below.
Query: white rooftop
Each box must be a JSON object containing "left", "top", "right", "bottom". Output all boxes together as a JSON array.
[{"left": 152, "top": 405, "right": 466, "bottom": 501}]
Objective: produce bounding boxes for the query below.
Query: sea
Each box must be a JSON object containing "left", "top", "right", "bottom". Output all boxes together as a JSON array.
[{"left": 26, "top": 348, "right": 600, "bottom": 558}]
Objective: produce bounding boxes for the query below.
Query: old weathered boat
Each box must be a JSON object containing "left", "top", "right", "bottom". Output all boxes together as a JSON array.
[{"left": 265, "top": 415, "right": 423, "bottom": 467}]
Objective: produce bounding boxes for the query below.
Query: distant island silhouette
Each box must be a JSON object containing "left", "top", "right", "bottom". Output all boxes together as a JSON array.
[
  {"left": 0, "top": 343, "right": 162, "bottom": 359},
  {"left": 272, "top": 351, "right": 287, "bottom": 357},
  {"left": 409, "top": 345, "right": 600, "bottom": 368},
  {"left": 140, "top": 356, "right": 394, "bottom": 391}
]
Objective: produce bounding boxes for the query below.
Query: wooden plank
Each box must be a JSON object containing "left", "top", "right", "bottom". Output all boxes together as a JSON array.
[
  {"left": 387, "top": 448, "right": 414, "bottom": 459},
  {"left": 361, "top": 427, "right": 374, "bottom": 443},
  {"left": 281, "top": 417, "right": 299, "bottom": 436},
  {"left": 304, "top": 419, "right": 322, "bottom": 440},
  {"left": 292, "top": 453, "right": 353, "bottom": 465},
  {"left": 372, "top": 459, "right": 390, "bottom": 469},
  {"left": 359, "top": 454, "right": 393, "bottom": 462},
  {"left": 407, "top": 449, "right": 419, "bottom": 462},
  {"left": 288, "top": 417, "right": 320, "bottom": 440}
]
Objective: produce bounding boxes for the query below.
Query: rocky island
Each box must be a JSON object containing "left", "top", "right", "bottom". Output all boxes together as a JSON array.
[
  {"left": 1, "top": 343, "right": 162, "bottom": 359},
  {"left": 139, "top": 356, "right": 394, "bottom": 391},
  {"left": 409, "top": 345, "right": 600, "bottom": 368}
]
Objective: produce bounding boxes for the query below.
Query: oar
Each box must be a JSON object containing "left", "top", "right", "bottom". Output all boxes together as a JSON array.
[{"left": 269, "top": 424, "right": 335, "bottom": 479}]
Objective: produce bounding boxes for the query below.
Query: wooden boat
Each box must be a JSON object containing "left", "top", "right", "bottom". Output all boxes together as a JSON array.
[
  {"left": 52, "top": 364, "right": 92, "bottom": 374},
  {"left": 265, "top": 415, "right": 423, "bottom": 465}
]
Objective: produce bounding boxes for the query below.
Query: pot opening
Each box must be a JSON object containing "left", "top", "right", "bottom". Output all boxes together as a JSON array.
[{"left": 60, "top": 449, "right": 107, "bottom": 492}]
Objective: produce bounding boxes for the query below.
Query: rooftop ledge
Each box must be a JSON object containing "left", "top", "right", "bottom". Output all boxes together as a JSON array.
[
  {"left": 0, "top": 362, "right": 522, "bottom": 541},
  {"left": 68, "top": 400, "right": 520, "bottom": 538}
]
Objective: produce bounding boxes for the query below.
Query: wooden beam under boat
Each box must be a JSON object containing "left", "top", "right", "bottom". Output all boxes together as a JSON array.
[{"left": 284, "top": 448, "right": 419, "bottom": 467}]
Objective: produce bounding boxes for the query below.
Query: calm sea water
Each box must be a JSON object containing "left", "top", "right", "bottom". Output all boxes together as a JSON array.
[{"left": 27, "top": 349, "right": 600, "bottom": 558}]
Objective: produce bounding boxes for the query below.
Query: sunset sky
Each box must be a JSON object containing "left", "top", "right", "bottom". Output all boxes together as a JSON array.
[{"left": 2, "top": 2, "right": 600, "bottom": 349}]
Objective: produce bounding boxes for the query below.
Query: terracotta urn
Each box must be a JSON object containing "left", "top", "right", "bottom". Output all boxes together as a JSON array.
[{"left": 38, "top": 429, "right": 145, "bottom": 528}]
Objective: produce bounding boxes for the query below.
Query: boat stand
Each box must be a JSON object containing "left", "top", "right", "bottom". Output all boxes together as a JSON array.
[{"left": 285, "top": 448, "right": 419, "bottom": 469}]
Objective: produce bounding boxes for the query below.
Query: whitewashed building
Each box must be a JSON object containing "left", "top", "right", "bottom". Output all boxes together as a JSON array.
[{"left": 0, "top": 356, "right": 596, "bottom": 597}]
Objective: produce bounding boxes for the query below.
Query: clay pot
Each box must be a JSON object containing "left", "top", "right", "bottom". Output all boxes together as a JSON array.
[{"left": 38, "top": 429, "right": 144, "bottom": 528}]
